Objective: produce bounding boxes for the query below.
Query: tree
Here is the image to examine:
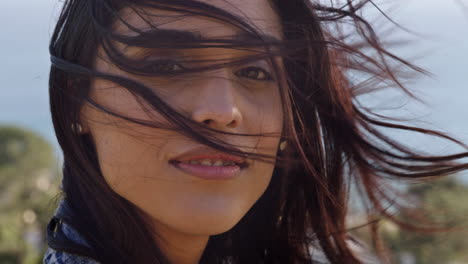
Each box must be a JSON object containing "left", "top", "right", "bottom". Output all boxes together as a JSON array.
[
  {"left": 0, "top": 125, "right": 61, "bottom": 264},
  {"left": 382, "top": 177, "right": 468, "bottom": 264}
]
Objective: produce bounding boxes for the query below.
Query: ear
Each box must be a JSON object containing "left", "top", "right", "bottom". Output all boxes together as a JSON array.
[{"left": 78, "top": 103, "right": 91, "bottom": 134}]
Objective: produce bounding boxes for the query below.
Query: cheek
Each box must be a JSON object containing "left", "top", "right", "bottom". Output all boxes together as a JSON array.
[
  {"left": 84, "top": 84, "right": 172, "bottom": 189},
  {"left": 253, "top": 88, "right": 284, "bottom": 152},
  {"left": 90, "top": 125, "right": 168, "bottom": 190},
  {"left": 88, "top": 80, "right": 166, "bottom": 122},
  {"left": 263, "top": 95, "right": 283, "bottom": 133}
]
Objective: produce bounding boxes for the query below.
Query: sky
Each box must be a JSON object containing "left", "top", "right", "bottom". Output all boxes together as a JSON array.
[
  {"left": 0, "top": 0, "right": 467, "bottom": 178},
  {"left": 0, "top": 1, "right": 59, "bottom": 142}
]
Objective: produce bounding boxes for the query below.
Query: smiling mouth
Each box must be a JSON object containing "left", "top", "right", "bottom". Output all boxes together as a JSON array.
[
  {"left": 169, "top": 159, "right": 249, "bottom": 169},
  {"left": 169, "top": 159, "right": 249, "bottom": 180}
]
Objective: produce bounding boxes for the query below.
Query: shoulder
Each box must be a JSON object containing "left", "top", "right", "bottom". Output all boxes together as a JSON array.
[
  {"left": 43, "top": 200, "right": 100, "bottom": 264},
  {"left": 43, "top": 247, "right": 101, "bottom": 264},
  {"left": 43, "top": 220, "right": 101, "bottom": 264}
]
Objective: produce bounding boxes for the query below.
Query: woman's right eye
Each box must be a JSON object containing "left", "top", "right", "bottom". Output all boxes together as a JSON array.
[{"left": 146, "top": 59, "right": 185, "bottom": 73}]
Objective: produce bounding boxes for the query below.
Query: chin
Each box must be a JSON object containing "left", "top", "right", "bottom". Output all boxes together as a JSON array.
[{"left": 155, "top": 201, "right": 251, "bottom": 236}]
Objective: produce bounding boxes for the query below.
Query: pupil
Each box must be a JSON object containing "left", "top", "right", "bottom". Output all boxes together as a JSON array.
[
  {"left": 154, "top": 62, "right": 177, "bottom": 72},
  {"left": 248, "top": 70, "right": 258, "bottom": 78}
]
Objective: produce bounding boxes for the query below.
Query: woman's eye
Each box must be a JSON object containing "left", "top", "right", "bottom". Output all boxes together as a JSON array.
[
  {"left": 235, "top": 67, "right": 273, "bottom": 81},
  {"left": 147, "top": 60, "right": 185, "bottom": 73}
]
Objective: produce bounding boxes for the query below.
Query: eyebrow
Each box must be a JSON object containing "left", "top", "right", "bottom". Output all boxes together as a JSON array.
[{"left": 137, "top": 28, "right": 282, "bottom": 44}]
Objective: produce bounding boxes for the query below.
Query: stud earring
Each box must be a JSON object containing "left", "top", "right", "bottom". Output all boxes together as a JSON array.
[
  {"left": 279, "top": 140, "right": 288, "bottom": 151},
  {"left": 71, "top": 123, "right": 83, "bottom": 134}
]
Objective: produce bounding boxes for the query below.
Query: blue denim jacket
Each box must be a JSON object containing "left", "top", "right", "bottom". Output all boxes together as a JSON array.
[{"left": 43, "top": 201, "right": 100, "bottom": 264}]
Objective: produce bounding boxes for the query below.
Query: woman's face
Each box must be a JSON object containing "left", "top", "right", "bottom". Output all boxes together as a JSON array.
[{"left": 82, "top": 0, "right": 283, "bottom": 240}]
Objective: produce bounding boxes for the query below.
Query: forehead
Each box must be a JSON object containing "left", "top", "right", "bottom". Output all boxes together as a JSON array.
[{"left": 115, "top": 0, "right": 282, "bottom": 40}]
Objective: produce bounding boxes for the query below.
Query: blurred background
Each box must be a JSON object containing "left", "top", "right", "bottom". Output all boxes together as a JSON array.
[{"left": 0, "top": 0, "right": 467, "bottom": 263}]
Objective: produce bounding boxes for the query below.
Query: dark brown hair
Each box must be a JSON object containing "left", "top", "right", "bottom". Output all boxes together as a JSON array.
[{"left": 48, "top": 0, "right": 468, "bottom": 263}]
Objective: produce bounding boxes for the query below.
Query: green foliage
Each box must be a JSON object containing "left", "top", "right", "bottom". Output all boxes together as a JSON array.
[
  {"left": 382, "top": 177, "right": 468, "bottom": 264},
  {"left": 0, "top": 125, "right": 61, "bottom": 264}
]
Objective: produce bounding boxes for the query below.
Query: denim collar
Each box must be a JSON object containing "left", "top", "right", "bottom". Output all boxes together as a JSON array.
[{"left": 48, "top": 199, "right": 91, "bottom": 248}]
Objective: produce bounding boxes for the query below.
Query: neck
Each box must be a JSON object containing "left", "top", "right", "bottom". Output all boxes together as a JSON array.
[{"left": 153, "top": 223, "right": 209, "bottom": 264}]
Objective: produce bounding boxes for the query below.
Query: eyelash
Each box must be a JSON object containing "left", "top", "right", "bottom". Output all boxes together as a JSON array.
[
  {"left": 146, "top": 60, "right": 274, "bottom": 82},
  {"left": 146, "top": 59, "right": 186, "bottom": 73},
  {"left": 234, "top": 66, "right": 274, "bottom": 81}
]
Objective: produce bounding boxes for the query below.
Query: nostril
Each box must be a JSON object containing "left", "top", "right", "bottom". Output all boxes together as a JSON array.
[
  {"left": 200, "top": 118, "right": 238, "bottom": 128},
  {"left": 226, "top": 120, "right": 236, "bottom": 128}
]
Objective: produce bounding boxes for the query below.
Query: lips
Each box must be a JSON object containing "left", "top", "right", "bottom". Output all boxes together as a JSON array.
[
  {"left": 169, "top": 146, "right": 249, "bottom": 180},
  {"left": 171, "top": 162, "right": 243, "bottom": 180}
]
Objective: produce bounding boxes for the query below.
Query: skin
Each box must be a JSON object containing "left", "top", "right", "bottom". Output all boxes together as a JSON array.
[{"left": 81, "top": 1, "right": 284, "bottom": 263}]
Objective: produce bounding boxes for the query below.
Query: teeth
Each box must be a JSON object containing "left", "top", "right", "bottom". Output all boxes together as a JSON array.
[
  {"left": 213, "top": 160, "right": 224, "bottom": 166},
  {"left": 179, "top": 159, "right": 238, "bottom": 166},
  {"left": 201, "top": 159, "right": 212, "bottom": 166}
]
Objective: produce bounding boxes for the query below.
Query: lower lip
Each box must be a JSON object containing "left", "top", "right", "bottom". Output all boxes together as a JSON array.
[{"left": 171, "top": 162, "right": 243, "bottom": 180}]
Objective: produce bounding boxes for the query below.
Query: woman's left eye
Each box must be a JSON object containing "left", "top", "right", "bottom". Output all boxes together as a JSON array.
[{"left": 235, "top": 67, "right": 273, "bottom": 81}]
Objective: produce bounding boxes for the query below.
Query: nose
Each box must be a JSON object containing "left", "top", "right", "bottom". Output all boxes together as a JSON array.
[{"left": 191, "top": 76, "right": 242, "bottom": 130}]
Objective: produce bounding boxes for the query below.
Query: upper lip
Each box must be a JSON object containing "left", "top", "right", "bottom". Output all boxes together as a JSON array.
[{"left": 169, "top": 145, "right": 247, "bottom": 164}]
